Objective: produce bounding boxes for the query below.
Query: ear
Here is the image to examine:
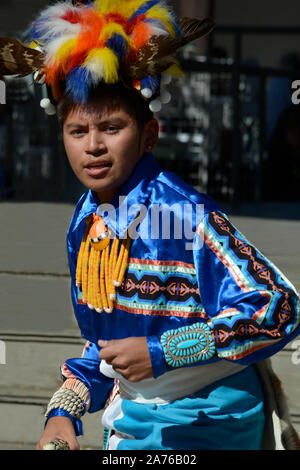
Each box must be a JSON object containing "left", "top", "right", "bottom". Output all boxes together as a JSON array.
[{"left": 140, "top": 118, "right": 159, "bottom": 154}]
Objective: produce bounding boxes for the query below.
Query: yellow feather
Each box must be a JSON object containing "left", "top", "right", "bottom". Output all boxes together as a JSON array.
[
  {"left": 145, "top": 5, "right": 176, "bottom": 37},
  {"left": 116, "top": 0, "right": 146, "bottom": 19},
  {"left": 85, "top": 47, "right": 119, "bottom": 84},
  {"left": 94, "top": 0, "right": 111, "bottom": 13},
  {"left": 29, "top": 40, "right": 39, "bottom": 50},
  {"left": 54, "top": 39, "right": 77, "bottom": 63},
  {"left": 100, "top": 23, "right": 131, "bottom": 45},
  {"left": 164, "top": 62, "right": 183, "bottom": 78},
  {"left": 95, "top": 0, "right": 149, "bottom": 20}
]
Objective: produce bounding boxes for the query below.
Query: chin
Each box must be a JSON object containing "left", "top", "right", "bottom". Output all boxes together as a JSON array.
[{"left": 87, "top": 179, "right": 118, "bottom": 193}]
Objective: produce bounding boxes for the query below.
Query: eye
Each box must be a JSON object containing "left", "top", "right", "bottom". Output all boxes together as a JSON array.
[
  {"left": 106, "top": 125, "right": 120, "bottom": 134},
  {"left": 70, "top": 129, "right": 86, "bottom": 136}
]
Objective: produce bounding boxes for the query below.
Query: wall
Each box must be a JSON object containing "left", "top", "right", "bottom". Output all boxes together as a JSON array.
[
  {"left": 213, "top": 0, "right": 300, "bottom": 67},
  {"left": 0, "top": 0, "right": 49, "bottom": 37}
]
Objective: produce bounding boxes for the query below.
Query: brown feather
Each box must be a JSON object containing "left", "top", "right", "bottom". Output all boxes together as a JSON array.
[
  {"left": 0, "top": 37, "right": 44, "bottom": 77},
  {"left": 178, "top": 17, "right": 216, "bottom": 46},
  {"left": 126, "top": 17, "right": 215, "bottom": 79}
]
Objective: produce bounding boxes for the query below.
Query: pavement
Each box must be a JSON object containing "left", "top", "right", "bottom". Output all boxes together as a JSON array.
[{"left": 0, "top": 201, "right": 299, "bottom": 450}]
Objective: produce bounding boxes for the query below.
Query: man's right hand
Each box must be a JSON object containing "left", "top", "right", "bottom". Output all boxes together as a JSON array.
[{"left": 36, "top": 416, "right": 80, "bottom": 450}]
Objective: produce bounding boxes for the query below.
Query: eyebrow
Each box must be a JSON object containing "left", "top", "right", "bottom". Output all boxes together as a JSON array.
[{"left": 65, "top": 117, "right": 128, "bottom": 129}]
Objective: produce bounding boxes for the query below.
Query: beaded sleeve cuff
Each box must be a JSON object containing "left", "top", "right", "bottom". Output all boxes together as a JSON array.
[
  {"left": 45, "top": 389, "right": 85, "bottom": 420},
  {"left": 45, "top": 379, "right": 91, "bottom": 420},
  {"left": 61, "top": 378, "right": 91, "bottom": 411},
  {"left": 160, "top": 322, "right": 216, "bottom": 368}
]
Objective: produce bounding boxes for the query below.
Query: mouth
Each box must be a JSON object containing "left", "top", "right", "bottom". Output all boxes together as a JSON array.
[{"left": 84, "top": 161, "right": 112, "bottom": 177}]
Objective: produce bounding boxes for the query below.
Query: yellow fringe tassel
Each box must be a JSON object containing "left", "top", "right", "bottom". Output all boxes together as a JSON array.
[
  {"left": 117, "top": 237, "right": 131, "bottom": 286},
  {"left": 99, "top": 244, "right": 108, "bottom": 311},
  {"left": 76, "top": 214, "right": 132, "bottom": 314},
  {"left": 104, "top": 244, "right": 114, "bottom": 312},
  {"left": 76, "top": 214, "right": 93, "bottom": 287},
  {"left": 108, "top": 237, "right": 119, "bottom": 301},
  {"left": 94, "top": 249, "right": 103, "bottom": 313},
  {"left": 81, "top": 232, "right": 92, "bottom": 302},
  {"left": 87, "top": 245, "right": 96, "bottom": 308}
]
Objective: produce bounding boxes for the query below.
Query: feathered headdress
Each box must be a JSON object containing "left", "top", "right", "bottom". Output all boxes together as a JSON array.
[{"left": 0, "top": 0, "right": 215, "bottom": 112}]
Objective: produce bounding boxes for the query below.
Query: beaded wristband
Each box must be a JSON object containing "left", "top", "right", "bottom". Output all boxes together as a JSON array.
[
  {"left": 45, "top": 388, "right": 86, "bottom": 420},
  {"left": 160, "top": 322, "right": 216, "bottom": 368},
  {"left": 61, "top": 378, "right": 91, "bottom": 411}
]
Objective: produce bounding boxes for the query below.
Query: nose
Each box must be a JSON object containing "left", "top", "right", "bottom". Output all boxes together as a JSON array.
[{"left": 86, "top": 129, "right": 106, "bottom": 156}]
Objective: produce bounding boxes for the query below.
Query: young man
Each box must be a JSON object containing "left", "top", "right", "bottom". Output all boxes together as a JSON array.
[
  {"left": 1, "top": 0, "right": 299, "bottom": 451},
  {"left": 35, "top": 80, "right": 300, "bottom": 451}
]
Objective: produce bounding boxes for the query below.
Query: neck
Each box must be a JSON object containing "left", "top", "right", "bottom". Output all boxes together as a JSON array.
[{"left": 95, "top": 187, "right": 120, "bottom": 204}]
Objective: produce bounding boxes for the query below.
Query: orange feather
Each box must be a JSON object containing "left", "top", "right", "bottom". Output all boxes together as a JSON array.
[
  {"left": 132, "top": 23, "right": 152, "bottom": 49},
  {"left": 67, "top": 9, "right": 104, "bottom": 70}
]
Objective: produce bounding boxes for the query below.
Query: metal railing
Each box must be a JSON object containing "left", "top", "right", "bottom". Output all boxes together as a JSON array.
[
  {"left": 1, "top": 25, "right": 300, "bottom": 204},
  {"left": 202, "top": 25, "right": 300, "bottom": 204}
]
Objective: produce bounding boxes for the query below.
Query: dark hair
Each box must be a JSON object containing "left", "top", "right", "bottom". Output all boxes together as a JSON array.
[{"left": 57, "top": 82, "right": 154, "bottom": 129}]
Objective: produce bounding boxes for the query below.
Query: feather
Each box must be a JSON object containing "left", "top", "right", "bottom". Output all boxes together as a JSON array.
[
  {"left": 24, "top": 1, "right": 215, "bottom": 104},
  {"left": 144, "top": 4, "right": 177, "bottom": 38},
  {"left": 141, "top": 74, "right": 160, "bottom": 93},
  {"left": 163, "top": 62, "right": 183, "bottom": 78},
  {"left": 131, "top": 22, "right": 153, "bottom": 49},
  {"left": 54, "top": 38, "right": 77, "bottom": 63},
  {"left": 116, "top": 0, "right": 148, "bottom": 19},
  {"left": 144, "top": 18, "right": 170, "bottom": 37},
  {"left": 65, "top": 66, "right": 92, "bottom": 103},
  {"left": 30, "top": 2, "right": 83, "bottom": 45},
  {"left": 128, "top": 0, "right": 161, "bottom": 20},
  {"left": 84, "top": 47, "right": 119, "bottom": 84},
  {"left": 44, "top": 34, "right": 78, "bottom": 66},
  {"left": 106, "top": 34, "right": 129, "bottom": 60},
  {"left": 126, "top": 16, "right": 215, "bottom": 79},
  {"left": 32, "top": 17, "right": 81, "bottom": 42},
  {"left": 178, "top": 17, "right": 215, "bottom": 46},
  {"left": 0, "top": 37, "right": 44, "bottom": 76},
  {"left": 100, "top": 23, "right": 129, "bottom": 44}
]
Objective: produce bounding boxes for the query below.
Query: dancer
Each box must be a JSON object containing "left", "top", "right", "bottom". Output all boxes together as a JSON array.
[{"left": 0, "top": 0, "right": 299, "bottom": 450}]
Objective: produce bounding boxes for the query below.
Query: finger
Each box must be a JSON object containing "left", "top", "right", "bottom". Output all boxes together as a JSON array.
[
  {"left": 99, "top": 345, "right": 117, "bottom": 362},
  {"left": 68, "top": 439, "right": 80, "bottom": 451},
  {"left": 111, "top": 360, "right": 127, "bottom": 371},
  {"left": 98, "top": 339, "right": 121, "bottom": 349}
]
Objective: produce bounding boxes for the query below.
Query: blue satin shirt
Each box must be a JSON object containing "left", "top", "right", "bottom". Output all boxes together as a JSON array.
[{"left": 62, "top": 152, "right": 300, "bottom": 414}]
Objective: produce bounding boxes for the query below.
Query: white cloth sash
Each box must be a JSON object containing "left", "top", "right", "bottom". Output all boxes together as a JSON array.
[{"left": 100, "top": 359, "right": 246, "bottom": 405}]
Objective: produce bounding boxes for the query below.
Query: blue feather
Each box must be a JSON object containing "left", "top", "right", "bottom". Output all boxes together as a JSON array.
[
  {"left": 30, "top": 18, "right": 52, "bottom": 41},
  {"left": 141, "top": 75, "right": 161, "bottom": 94},
  {"left": 106, "top": 34, "right": 128, "bottom": 61},
  {"left": 129, "top": 0, "right": 161, "bottom": 20},
  {"left": 169, "top": 9, "right": 182, "bottom": 37},
  {"left": 144, "top": 17, "right": 169, "bottom": 33},
  {"left": 66, "top": 67, "right": 93, "bottom": 104}
]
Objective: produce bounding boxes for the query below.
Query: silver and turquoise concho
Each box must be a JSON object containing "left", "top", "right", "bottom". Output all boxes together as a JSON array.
[{"left": 160, "top": 322, "right": 216, "bottom": 368}]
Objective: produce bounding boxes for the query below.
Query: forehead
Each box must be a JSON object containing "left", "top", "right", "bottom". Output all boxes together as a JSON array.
[{"left": 64, "top": 104, "right": 135, "bottom": 124}]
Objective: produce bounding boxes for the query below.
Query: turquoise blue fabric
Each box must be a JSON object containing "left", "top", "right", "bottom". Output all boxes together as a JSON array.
[{"left": 113, "top": 366, "right": 265, "bottom": 450}]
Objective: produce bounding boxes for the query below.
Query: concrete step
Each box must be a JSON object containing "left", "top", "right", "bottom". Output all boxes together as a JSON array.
[
  {"left": 0, "top": 202, "right": 74, "bottom": 274},
  {"left": 0, "top": 334, "right": 85, "bottom": 398},
  {"left": 0, "top": 403, "right": 104, "bottom": 450},
  {"left": 0, "top": 335, "right": 104, "bottom": 449},
  {"left": 0, "top": 274, "right": 78, "bottom": 336}
]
